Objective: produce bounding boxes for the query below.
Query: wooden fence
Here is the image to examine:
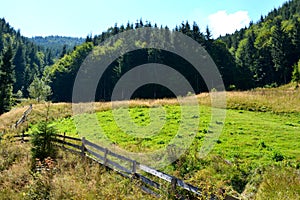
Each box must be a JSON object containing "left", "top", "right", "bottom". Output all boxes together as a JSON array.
[
  {"left": 14, "top": 132, "right": 239, "bottom": 199},
  {"left": 14, "top": 104, "right": 32, "bottom": 128}
]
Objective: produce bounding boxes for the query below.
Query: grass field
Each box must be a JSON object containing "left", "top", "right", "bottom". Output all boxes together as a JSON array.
[
  {"left": 50, "top": 105, "right": 300, "bottom": 165},
  {"left": 1, "top": 85, "right": 300, "bottom": 199}
]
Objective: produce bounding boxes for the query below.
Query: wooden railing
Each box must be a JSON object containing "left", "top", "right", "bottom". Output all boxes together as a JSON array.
[
  {"left": 14, "top": 104, "right": 32, "bottom": 128},
  {"left": 13, "top": 132, "right": 239, "bottom": 199}
]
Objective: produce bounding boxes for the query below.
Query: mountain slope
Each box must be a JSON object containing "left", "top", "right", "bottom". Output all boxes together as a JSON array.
[
  {"left": 47, "top": 1, "right": 300, "bottom": 102},
  {"left": 30, "top": 36, "right": 85, "bottom": 57},
  {"left": 220, "top": 0, "right": 300, "bottom": 87}
]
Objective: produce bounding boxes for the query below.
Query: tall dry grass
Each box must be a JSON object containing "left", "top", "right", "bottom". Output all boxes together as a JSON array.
[
  {"left": 255, "top": 166, "right": 300, "bottom": 200},
  {"left": 0, "top": 141, "right": 32, "bottom": 199},
  {"left": 0, "top": 141, "right": 154, "bottom": 200},
  {"left": 225, "top": 88, "right": 300, "bottom": 113}
]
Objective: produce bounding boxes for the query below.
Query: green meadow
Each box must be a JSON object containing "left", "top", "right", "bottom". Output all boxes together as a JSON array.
[{"left": 51, "top": 105, "right": 300, "bottom": 166}]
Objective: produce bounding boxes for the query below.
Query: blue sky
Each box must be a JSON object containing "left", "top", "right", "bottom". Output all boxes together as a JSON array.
[{"left": 0, "top": 0, "right": 288, "bottom": 38}]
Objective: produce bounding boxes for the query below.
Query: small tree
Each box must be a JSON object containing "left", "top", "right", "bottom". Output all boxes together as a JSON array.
[
  {"left": 31, "top": 104, "right": 57, "bottom": 169},
  {"left": 292, "top": 59, "right": 300, "bottom": 87},
  {"left": 28, "top": 75, "right": 52, "bottom": 102},
  {"left": 31, "top": 121, "right": 57, "bottom": 162}
]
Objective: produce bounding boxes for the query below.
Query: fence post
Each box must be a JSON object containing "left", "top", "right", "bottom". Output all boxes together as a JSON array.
[
  {"left": 104, "top": 148, "right": 108, "bottom": 166},
  {"left": 81, "top": 137, "right": 86, "bottom": 157},
  {"left": 62, "top": 132, "right": 66, "bottom": 148},
  {"left": 132, "top": 160, "right": 137, "bottom": 174},
  {"left": 171, "top": 177, "right": 177, "bottom": 193},
  {"left": 21, "top": 130, "right": 24, "bottom": 143}
]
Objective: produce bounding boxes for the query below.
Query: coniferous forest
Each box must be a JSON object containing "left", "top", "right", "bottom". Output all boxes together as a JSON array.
[
  {"left": 0, "top": 18, "right": 56, "bottom": 114},
  {"left": 0, "top": 0, "right": 300, "bottom": 113}
]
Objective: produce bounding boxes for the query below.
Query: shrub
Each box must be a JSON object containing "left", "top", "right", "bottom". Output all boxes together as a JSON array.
[
  {"left": 31, "top": 121, "right": 57, "bottom": 168},
  {"left": 271, "top": 150, "right": 284, "bottom": 162},
  {"left": 258, "top": 140, "right": 267, "bottom": 148},
  {"left": 228, "top": 84, "right": 236, "bottom": 91}
]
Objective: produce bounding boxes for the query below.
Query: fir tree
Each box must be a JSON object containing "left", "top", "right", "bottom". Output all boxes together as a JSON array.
[
  {"left": 0, "top": 45, "right": 15, "bottom": 114},
  {"left": 13, "top": 43, "right": 26, "bottom": 93}
]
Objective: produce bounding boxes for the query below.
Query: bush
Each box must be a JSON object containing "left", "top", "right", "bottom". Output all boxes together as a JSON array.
[
  {"left": 271, "top": 150, "right": 284, "bottom": 162},
  {"left": 228, "top": 84, "right": 236, "bottom": 91},
  {"left": 258, "top": 140, "right": 267, "bottom": 148},
  {"left": 31, "top": 121, "right": 57, "bottom": 168}
]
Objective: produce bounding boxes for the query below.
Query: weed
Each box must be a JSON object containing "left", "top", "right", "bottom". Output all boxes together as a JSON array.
[{"left": 271, "top": 150, "right": 284, "bottom": 162}]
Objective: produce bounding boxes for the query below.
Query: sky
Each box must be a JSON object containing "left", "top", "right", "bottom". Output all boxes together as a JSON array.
[{"left": 0, "top": 0, "right": 288, "bottom": 38}]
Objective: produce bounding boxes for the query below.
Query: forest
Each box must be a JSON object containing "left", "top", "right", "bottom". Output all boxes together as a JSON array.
[
  {"left": 29, "top": 36, "right": 85, "bottom": 57},
  {"left": 0, "top": 0, "right": 300, "bottom": 113},
  {"left": 0, "top": 18, "right": 55, "bottom": 114}
]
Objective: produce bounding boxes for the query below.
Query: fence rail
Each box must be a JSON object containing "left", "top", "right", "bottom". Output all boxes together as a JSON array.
[
  {"left": 14, "top": 104, "right": 32, "bottom": 128},
  {"left": 13, "top": 132, "right": 30, "bottom": 142},
  {"left": 13, "top": 132, "right": 239, "bottom": 199}
]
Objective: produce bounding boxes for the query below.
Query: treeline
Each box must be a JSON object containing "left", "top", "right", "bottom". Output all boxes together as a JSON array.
[
  {"left": 48, "top": 21, "right": 241, "bottom": 102},
  {"left": 30, "top": 36, "right": 85, "bottom": 57}
]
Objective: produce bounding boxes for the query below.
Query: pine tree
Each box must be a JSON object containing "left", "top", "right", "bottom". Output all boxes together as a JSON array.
[
  {"left": 244, "top": 30, "right": 259, "bottom": 82},
  {"left": 292, "top": 59, "right": 300, "bottom": 86},
  {"left": 184, "top": 21, "right": 192, "bottom": 37},
  {"left": 291, "top": 17, "right": 300, "bottom": 64},
  {"left": 60, "top": 44, "right": 67, "bottom": 58},
  {"left": 45, "top": 48, "right": 54, "bottom": 66},
  {"left": 192, "top": 22, "right": 205, "bottom": 44},
  {"left": 0, "top": 31, "right": 3, "bottom": 53},
  {"left": 120, "top": 24, "right": 125, "bottom": 32},
  {"left": 270, "top": 18, "right": 293, "bottom": 84},
  {"left": 139, "top": 19, "right": 144, "bottom": 28},
  {"left": 125, "top": 22, "right": 131, "bottom": 31},
  {"left": 0, "top": 45, "right": 15, "bottom": 114},
  {"left": 205, "top": 26, "right": 213, "bottom": 41},
  {"left": 13, "top": 43, "right": 26, "bottom": 93}
]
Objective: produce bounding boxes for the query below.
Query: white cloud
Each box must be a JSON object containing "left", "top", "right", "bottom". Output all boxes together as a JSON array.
[{"left": 208, "top": 10, "right": 250, "bottom": 37}]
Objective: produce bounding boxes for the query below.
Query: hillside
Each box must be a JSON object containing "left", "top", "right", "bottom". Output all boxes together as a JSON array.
[
  {"left": 0, "top": 18, "right": 56, "bottom": 114},
  {"left": 220, "top": 0, "right": 300, "bottom": 87},
  {"left": 45, "top": 0, "right": 300, "bottom": 102},
  {"left": 29, "top": 36, "right": 85, "bottom": 57}
]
